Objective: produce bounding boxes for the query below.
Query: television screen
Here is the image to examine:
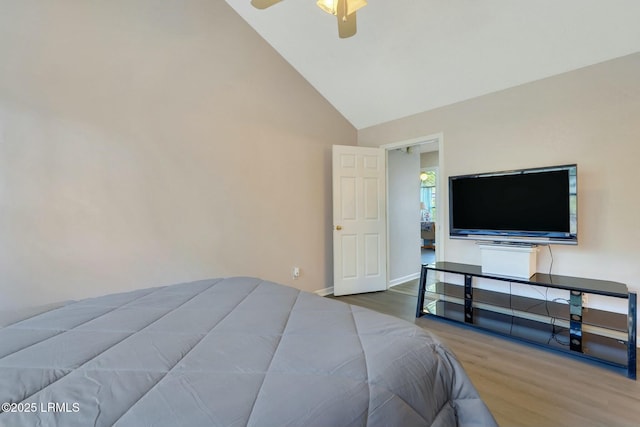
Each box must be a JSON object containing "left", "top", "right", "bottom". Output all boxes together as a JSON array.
[{"left": 449, "top": 164, "right": 577, "bottom": 244}]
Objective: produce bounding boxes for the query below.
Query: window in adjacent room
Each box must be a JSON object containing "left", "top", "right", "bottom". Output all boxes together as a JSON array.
[{"left": 420, "top": 170, "right": 437, "bottom": 222}]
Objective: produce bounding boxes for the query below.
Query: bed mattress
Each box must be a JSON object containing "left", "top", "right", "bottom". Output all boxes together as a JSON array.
[{"left": 0, "top": 277, "right": 497, "bottom": 426}]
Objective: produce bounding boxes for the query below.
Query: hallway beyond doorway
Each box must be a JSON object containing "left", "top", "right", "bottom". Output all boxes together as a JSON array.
[{"left": 421, "top": 248, "right": 435, "bottom": 265}]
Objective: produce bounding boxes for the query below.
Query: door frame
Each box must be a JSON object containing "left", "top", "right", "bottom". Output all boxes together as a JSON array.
[{"left": 381, "top": 132, "right": 444, "bottom": 287}]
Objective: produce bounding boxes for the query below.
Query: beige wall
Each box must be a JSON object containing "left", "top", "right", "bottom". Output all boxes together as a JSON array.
[
  {"left": 0, "top": 0, "right": 356, "bottom": 311},
  {"left": 359, "top": 53, "right": 640, "bottom": 295}
]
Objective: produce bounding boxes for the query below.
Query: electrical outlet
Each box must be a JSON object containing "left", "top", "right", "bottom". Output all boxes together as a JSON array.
[{"left": 292, "top": 267, "right": 300, "bottom": 279}]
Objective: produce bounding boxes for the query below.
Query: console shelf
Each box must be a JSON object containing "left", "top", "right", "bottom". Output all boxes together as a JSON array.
[{"left": 417, "top": 262, "right": 637, "bottom": 379}]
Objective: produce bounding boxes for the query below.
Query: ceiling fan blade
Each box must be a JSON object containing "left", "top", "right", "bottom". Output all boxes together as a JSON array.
[
  {"left": 251, "top": 0, "right": 282, "bottom": 10},
  {"left": 337, "top": 12, "right": 357, "bottom": 38}
]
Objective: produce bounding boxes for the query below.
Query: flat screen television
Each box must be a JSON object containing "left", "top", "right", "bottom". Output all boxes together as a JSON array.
[{"left": 449, "top": 164, "right": 577, "bottom": 245}]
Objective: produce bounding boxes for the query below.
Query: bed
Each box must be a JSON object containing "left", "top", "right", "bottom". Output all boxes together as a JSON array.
[{"left": 0, "top": 277, "right": 497, "bottom": 426}]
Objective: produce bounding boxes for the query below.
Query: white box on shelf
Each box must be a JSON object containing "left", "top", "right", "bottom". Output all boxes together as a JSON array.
[{"left": 478, "top": 244, "right": 538, "bottom": 278}]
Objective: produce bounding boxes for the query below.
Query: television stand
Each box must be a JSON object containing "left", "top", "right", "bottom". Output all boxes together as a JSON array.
[{"left": 416, "top": 262, "right": 637, "bottom": 379}]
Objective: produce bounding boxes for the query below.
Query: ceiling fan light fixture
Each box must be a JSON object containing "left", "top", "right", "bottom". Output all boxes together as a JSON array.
[
  {"left": 252, "top": 0, "right": 364, "bottom": 38},
  {"left": 316, "top": 0, "right": 367, "bottom": 17}
]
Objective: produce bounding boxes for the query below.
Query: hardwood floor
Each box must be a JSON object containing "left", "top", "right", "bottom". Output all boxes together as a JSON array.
[{"left": 328, "top": 290, "right": 640, "bottom": 427}]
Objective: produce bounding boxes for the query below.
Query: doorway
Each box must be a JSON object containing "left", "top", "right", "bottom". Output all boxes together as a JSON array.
[
  {"left": 382, "top": 135, "right": 441, "bottom": 288},
  {"left": 420, "top": 167, "right": 437, "bottom": 266}
]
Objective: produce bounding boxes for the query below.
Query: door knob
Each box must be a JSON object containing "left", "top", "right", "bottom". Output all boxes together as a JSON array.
[{"left": 335, "top": 225, "right": 343, "bottom": 230}]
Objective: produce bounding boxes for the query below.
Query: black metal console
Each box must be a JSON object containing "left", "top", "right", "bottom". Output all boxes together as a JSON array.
[{"left": 417, "top": 262, "right": 637, "bottom": 379}]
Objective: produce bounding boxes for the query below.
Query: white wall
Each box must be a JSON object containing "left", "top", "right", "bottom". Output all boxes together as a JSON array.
[
  {"left": 0, "top": 0, "right": 356, "bottom": 312},
  {"left": 387, "top": 149, "right": 421, "bottom": 285},
  {"left": 359, "top": 53, "right": 640, "bottom": 313},
  {"left": 420, "top": 151, "right": 439, "bottom": 169}
]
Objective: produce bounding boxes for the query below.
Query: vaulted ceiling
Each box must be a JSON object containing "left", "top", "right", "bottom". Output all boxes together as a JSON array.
[{"left": 226, "top": 1, "right": 640, "bottom": 130}]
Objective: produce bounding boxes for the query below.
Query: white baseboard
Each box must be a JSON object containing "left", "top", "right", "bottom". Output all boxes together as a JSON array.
[
  {"left": 388, "top": 272, "right": 420, "bottom": 288},
  {"left": 314, "top": 286, "right": 334, "bottom": 297}
]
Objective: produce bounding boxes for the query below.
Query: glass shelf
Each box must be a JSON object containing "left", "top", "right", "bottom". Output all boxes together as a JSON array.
[
  {"left": 424, "top": 280, "right": 627, "bottom": 332},
  {"left": 422, "top": 298, "right": 629, "bottom": 367}
]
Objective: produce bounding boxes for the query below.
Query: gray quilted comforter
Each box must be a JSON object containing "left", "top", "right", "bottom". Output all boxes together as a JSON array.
[{"left": 0, "top": 277, "right": 497, "bottom": 427}]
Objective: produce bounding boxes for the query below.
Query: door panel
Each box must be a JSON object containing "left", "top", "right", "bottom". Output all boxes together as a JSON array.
[
  {"left": 364, "top": 233, "right": 380, "bottom": 276},
  {"left": 332, "top": 145, "right": 387, "bottom": 296}
]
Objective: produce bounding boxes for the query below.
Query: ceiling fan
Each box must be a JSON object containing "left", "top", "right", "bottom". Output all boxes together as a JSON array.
[{"left": 250, "top": 0, "right": 367, "bottom": 38}]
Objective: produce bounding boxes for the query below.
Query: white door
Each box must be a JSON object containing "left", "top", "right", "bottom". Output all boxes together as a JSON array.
[{"left": 332, "top": 145, "right": 387, "bottom": 296}]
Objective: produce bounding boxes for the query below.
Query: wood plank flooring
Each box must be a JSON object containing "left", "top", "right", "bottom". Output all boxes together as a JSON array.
[{"left": 328, "top": 289, "right": 640, "bottom": 427}]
